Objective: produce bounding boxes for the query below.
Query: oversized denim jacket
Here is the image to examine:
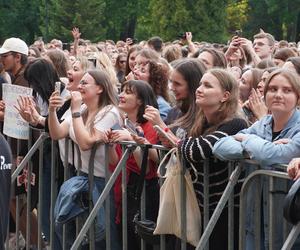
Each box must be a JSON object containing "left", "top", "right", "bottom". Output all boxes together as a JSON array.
[
  {"left": 212, "top": 110, "right": 300, "bottom": 249},
  {"left": 213, "top": 109, "right": 300, "bottom": 167}
]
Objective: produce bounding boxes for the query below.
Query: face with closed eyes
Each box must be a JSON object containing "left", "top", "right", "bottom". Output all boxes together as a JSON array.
[
  {"left": 198, "top": 51, "right": 214, "bottom": 69},
  {"left": 133, "top": 55, "right": 150, "bottom": 82},
  {"left": 66, "top": 60, "right": 85, "bottom": 91}
]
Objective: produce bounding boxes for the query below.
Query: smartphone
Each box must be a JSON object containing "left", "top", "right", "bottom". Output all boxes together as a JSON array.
[
  {"left": 124, "top": 118, "right": 144, "bottom": 137},
  {"left": 177, "top": 33, "right": 186, "bottom": 39},
  {"left": 153, "top": 125, "right": 176, "bottom": 146},
  {"left": 88, "top": 57, "right": 97, "bottom": 68},
  {"left": 235, "top": 30, "right": 243, "bottom": 37},
  {"left": 55, "top": 81, "right": 61, "bottom": 94},
  {"left": 111, "top": 123, "right": 122, "bottom": 131},
  {"left": 62, "top": 43, "right": 70, "bottom": 51}
]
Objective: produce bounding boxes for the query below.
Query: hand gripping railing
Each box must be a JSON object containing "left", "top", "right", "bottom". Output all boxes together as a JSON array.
[{"left": 71, "top": 141, "right": 169, "bottom": 250}]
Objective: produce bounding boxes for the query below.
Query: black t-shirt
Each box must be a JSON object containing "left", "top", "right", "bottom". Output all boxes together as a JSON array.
[{"left": 0, "top": 133, "right": 12, "bottom": 250}]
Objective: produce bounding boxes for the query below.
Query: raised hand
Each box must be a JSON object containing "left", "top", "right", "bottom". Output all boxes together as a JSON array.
[
  {"left": 143, "top": 105, "right": 165, "bottom": 127},
  {"left": 248, "top": 88, "right": 268, "bottom": 120},
  {"left": 49, "top": 90, "right": 64, "bottom": 112},
  {"left": 72, "top": 27, "right": 81, "bottom": 40}
]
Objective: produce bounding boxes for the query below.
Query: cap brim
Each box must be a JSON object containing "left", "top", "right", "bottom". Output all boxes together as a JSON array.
[{"left": 0, "top": 48, "right": 9, "bottom": 55}]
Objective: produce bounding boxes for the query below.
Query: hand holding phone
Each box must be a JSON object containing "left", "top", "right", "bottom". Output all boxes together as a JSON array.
[
  {"left": 153, "top": 125, "right": 177, "bottom": 147},
  {"left": 55, "top": 81, "right": 61, "bottom": 95},
  {"left": 124, "top": 118, "right": 144, "bottom": 137}
]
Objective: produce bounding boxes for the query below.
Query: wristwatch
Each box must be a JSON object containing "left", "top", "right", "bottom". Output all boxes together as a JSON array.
[{"left": 72, "top": 112, "right": 81, "bottom": 118}]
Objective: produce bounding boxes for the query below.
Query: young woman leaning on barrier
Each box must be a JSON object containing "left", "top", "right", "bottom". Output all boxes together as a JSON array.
[
  {"left": 213, "top": 69, "right": 300, "bottom": 249},
  {"left": 16, "top": 57, "right": 92, "bottom": 245},
  {"left": 48, "top": 69, "right": 122, "bottom": 249},
  {"left": 107, "top": 80, "right": 160, "bottom": 250},
  {"left": 156, "top": 69, "right": 248, "bottom": 249}
]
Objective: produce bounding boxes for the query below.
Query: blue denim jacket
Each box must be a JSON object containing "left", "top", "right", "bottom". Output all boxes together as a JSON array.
[
  {"left": 213, "top": 110, "right": 300, "bottom": 249},
  {"left": 54, "top": 176, "right": 105, "bottom": 245},
  {"left": 213, "top": 110, "right": 300, "bottom": 167},
  {"left": 157, "top": 95, "right": 171, "bottom": 121}
]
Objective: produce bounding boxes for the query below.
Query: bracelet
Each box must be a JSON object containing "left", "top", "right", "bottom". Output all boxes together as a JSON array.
[
  {"left": 37, "top": 116, "right": 44, "bottom": 125},
  {"left": 164, "top": 127, "right": 170, "bottom": 132},
  {"left": 72, "top": 112, "right": 81, "bottom": 118}
]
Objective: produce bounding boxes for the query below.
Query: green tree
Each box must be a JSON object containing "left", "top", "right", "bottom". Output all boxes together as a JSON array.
[
  {"left": 244, "top": 0, "right": 300, "bottom": 41},
  {"left": 39, "top": 0, "right": 106, "bottom": 43},
  {"left": 0, "top": 0, "right": 40, "bottom": 44}
]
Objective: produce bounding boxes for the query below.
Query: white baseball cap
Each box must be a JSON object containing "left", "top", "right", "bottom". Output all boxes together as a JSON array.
[{"left": 0, "top": 37, "right": 28, "bottom": 56}]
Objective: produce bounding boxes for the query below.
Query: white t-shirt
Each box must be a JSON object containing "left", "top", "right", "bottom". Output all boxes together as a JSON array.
[{"left": 65, "top": 105, "right": 121, "bottom": 177}]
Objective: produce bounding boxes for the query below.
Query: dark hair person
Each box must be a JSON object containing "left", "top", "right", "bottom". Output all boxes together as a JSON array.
[{"left": 108, "top": 80, "right": 159, "bottom": 250}]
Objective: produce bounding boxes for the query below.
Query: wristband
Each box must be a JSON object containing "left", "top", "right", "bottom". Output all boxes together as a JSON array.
[
  {"left": 72, "top": 112, "right": 81, "bottom": 118},
  {"left": 164, "top": 127, "right": 170, "bottom": 132}
]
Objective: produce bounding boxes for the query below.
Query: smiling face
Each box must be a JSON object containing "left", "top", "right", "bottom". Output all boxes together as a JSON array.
[
  {"left": 196, "top": 72, "right": 228, "bottom": 110},
  {"left": 265, "top": 74, "right": 298, "bottom": 116},
  {"left": 78, "top": 73, "right": 103, "bottom": 102},
  {"left": 133, "top": 55, "right": 150, "bottom": 82},
  {"left": 118, "top": 85, "right": 141, "bottom": 114},
  {"left": 128, "top": 50, "right": 138, "bottom": 71},
  {"left": 170, "top": 69, "right": 189, "bottom": 101},
  {"left": 66, "top": 60, "right": 85, "bottom": 91}
]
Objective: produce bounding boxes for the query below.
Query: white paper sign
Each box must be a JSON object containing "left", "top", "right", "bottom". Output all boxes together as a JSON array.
[{"left": 2, "top": 84, "right": 33, "bottom": 139}]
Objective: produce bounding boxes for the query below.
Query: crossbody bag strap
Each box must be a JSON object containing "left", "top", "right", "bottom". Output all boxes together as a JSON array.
[{"left": 134, "top": 144, "right": 151, "bottom": 201}]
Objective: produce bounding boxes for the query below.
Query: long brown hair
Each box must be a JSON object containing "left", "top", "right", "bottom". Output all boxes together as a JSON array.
[
  {"left": 169, "top": 58, "right": 206, "bottom": 132},
  {"left": 82, "top": 69, "right": 118, "bottom": 130},
  {"left": 189, "top": 68, "right": 240, "bottom": 137}
]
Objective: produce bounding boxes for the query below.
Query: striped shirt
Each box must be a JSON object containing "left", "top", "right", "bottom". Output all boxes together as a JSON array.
[{"left": 180, "top": 118, "right": 248, "bottom": 210}]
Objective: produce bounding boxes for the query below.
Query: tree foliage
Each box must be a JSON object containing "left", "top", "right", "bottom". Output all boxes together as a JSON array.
[{"left": 0, "top": 0, "right": 299, "bottom": 45}]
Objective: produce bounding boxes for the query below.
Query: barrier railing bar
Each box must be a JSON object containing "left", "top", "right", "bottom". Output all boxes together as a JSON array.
[
  {"left": 26, "top": 131, "right": 32, "bottom": 250},
  {"left": 282, "top": 222, "right": 300, "bottom": 250},
  {"left": 37, "top": 137, "right": 44, "bottom": 249},
  {"left": 121, "top": 144, "right": 128, "bottom": 250},
  {"left": 180, "top": 153, "right": 187, "bottom": 250},
  {"left": 203, "top": 159, "right": 209, "bottom": 250},
  {"left": 196, "top": 161, "right": 243, "bottom": 250},
  {"left": 227, "top": 162, "right": 234, "bottom": 250},
  {"left": 239, "top": 169, "right": 289, "bottom": 250},
  {"left": 104, "top": 144, "right": 112, "bottom": 250},
  {"left": 49, "top": 140, "right": 56, "bottom": 249},
  {"left": 11, "top": 132, "right": 48, "bottom": 182},
  {"left": 71, "top": 146, "right": 133, "bottom": 250}
]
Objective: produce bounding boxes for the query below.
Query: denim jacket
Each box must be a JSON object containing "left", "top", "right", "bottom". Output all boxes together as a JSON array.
[
  {"left": 213, "top": 110, "right": 300, "bottom": 249},
  {"left": 213, "top": 110, "right": 300, "bottom": 167},
  {"left": 54, "top": 176, "right": 105, "bottom": 243}
]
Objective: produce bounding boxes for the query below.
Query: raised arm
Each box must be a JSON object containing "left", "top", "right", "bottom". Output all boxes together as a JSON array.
[{"left": 48, "top": 91, "right": 69, "bottom": 140}]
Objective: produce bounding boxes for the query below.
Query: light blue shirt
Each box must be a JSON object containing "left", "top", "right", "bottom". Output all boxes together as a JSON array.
[{"left": 213, "top": 110, "right": 300, "bottom": 167}]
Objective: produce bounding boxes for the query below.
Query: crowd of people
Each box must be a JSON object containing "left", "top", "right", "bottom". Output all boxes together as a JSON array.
[{"left": 1, "top": 27, "right": 300, "bottom": 249}]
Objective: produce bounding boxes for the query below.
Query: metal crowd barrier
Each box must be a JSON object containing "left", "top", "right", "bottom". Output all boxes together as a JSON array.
[{"left": 5, "top": 126, "right": 300, "bottom": 250}]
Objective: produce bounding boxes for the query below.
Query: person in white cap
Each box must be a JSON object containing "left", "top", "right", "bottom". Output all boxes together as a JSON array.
[
  {"left": 0, "top": 37, "right": 29, "bottom": 121},
  {"left": 0, "top": 38, "right": 42, "bottom": 248},
  {"left": 0, "top": 37, "right": 29, "bottom": 87}
]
